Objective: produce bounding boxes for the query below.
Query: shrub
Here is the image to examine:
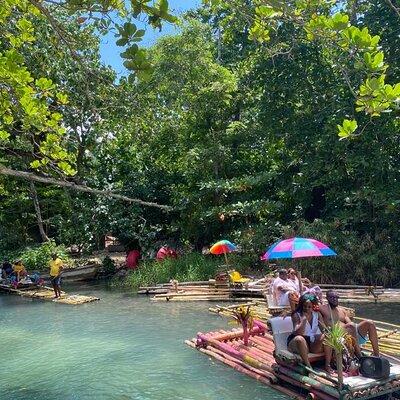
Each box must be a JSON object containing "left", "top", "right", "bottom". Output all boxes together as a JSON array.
[
  {"left": 10, "top": 241, "right": 71, "bottom": 272},
  {"left": 112, "top": 252, "right": 234, "bottom": 290},
  {"left": 101, "top": 256, "right": 116, "bottom": 276}
]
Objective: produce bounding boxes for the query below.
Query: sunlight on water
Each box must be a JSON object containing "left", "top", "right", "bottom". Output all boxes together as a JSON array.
[{"left": 0, "top": 284, "right": 289, "bottom": 400}]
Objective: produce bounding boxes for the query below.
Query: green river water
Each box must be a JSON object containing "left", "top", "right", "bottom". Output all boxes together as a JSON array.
[{"left": 1, "top": 283, "right": 399, "bottom": 400}]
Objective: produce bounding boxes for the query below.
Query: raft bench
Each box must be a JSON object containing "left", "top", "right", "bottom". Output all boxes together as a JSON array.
[
  {"left": 270, "top": 316, "right": 400, "bottom": 399},
  {"left": 265, "top": 294, "right": 291, "bottom": 317},
  {"left": 269, "top": 316, "right": 325, "bottom": 364}
]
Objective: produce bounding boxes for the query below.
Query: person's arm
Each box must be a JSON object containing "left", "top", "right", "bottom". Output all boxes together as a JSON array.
[
  {"left": 277, "top": 283, "right": 291, "bottom": 292},
  {"left": 291, "top": 312, "right": 307, "bottom": 335},
  {"left": 317, "top": 312, "right": 328, "bottom": 333},
  {"left": 340, "top": 308, "right": 352, "bottom": 324},
  {"left": 318, "top": 306, "right": 331, "bottom": 328}
]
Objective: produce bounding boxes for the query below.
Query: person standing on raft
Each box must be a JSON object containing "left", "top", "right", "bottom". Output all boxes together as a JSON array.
[{"left": 49, "top": 253, "right": 63, "bottom": 299}]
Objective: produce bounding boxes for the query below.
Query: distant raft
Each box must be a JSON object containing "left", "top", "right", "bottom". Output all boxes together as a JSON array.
[{"left": 0, "top": 284, "right": 99, "bottom": 305}]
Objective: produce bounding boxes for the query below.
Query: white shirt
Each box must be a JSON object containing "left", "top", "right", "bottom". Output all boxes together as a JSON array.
[
  {"left": 272, "top": 277, "right": 293, "bottom": 305},
  {"left": 287, "top": 277, "right": 300, "bottom": 292}
]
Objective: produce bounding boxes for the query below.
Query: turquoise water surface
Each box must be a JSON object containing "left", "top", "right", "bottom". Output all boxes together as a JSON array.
[{"left": 0, "top": 284, "right": 289, "bottom": 400}]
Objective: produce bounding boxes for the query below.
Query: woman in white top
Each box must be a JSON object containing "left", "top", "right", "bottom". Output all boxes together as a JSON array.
[
  {"left": 287, "top": 294, "right": 332, "bottom": 372},
  {"left": 287, "top": 268, "right": 300, "bottom": 291}
]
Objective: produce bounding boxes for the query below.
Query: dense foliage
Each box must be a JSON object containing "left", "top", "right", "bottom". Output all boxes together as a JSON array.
[
  {"left": 111, "top": 253, "right": 243, "bottom": 289},
  {"left": 1, "top": 0, "right": 400, "bottom": 285}
]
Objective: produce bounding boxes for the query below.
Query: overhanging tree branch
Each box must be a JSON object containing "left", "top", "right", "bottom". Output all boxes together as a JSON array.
[{"left": 0, "top": 166, "right": 172, "bottom": 211}]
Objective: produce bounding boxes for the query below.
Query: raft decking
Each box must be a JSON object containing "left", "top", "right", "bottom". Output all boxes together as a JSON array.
[
  {"left": 209, "top": 302, "right": 400, "bottom": 357},
  {"left": 139, "top": 279, "right": 400, "bottom": 304},
  {"left": 0, "top": 284, "right": 99, "bottom": 305},
  {"left": 186, "top": 321, "right": 400, "bottom": 400}
]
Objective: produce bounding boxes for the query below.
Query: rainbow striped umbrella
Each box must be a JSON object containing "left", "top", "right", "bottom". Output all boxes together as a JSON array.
[
  {"left": 210, "top": 240, "right": 237, "bottom": 265},
  {"left": 261, "top": 237, "right": 336, "bottom": 260}
]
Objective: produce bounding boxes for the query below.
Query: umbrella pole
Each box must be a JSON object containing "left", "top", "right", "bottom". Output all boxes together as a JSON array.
[
  {"left": 224, "top": 251, "right": 228, "bottom": 266},
  {"left": 298, "top": 270, "right": 303, "bottom": 295},
  {"left": 295, "top": 259, "right": 303, "bottom": 294}
]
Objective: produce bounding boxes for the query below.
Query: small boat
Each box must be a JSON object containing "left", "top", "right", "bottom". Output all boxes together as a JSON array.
[{"left": 42, "top": 263, "right": 99, "bottom": 282}]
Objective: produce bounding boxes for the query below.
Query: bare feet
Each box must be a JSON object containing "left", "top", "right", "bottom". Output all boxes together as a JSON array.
[{"left": 325, "top": 366, "right": 337, "bottom": 376}]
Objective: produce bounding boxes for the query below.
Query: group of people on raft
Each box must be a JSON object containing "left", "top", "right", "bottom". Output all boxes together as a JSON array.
[
  {"left": 1, "top": 253, "right": 64, "bottom": 299},
  {"left": 272, "top": 268, "right": 380, "bottom": 374}
]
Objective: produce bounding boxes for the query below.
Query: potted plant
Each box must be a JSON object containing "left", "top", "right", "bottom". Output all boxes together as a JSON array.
[
  {"left": 323, "top": 322, "right": 349, "bottom": 389},
  {"left": 229, "top": 305, "right": 259, "bottom": 346}
]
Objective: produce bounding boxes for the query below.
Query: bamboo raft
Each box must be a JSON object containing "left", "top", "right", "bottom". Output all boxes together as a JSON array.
[
  {"left": 209, "top": 302, "right": 400, "bottom": 357},
  {"left": 0, "top": 284, "right": 99, "bottom": 305},
  {"left": 139, "top": 278, "right": 400, "bottom": 303},
  {"left": 186, "top": 319, "right": 400, "bottom": 400},
  {"left": 147, "top": 279, "right": 236, "bottom": 302}
]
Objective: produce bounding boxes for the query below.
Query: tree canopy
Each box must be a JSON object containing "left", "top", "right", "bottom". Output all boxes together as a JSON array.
[{"left": 1, "top": 0, "right": 400, "bottom": 285}]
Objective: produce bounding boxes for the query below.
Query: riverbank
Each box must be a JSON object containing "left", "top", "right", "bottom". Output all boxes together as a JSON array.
[{"left": 110, "top": 253, "right": 252, "bottom": 290}]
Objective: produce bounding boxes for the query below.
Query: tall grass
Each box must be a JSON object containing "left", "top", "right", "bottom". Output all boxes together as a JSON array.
[{"left": 111, "top": 253, "right": 249, "bottom": 290}]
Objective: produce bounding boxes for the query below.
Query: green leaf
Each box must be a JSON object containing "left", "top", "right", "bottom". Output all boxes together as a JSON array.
[
  {"left": 116, "top": 38, "right": 128, "bottom": 46},
  {"left": 338, "top": 119, "right": 358, "bottom": 139},
  {"left": 36, "top": 77, "right": 54, "bottom": 91},
  {"left": 30, "top": 160, "right": 41, "bottom": 168},
  {"left": 133, "top": 29, "right": 145, "bottom": 37},
  {"left": 56, "top": 92, "right": 68, "bottom": 104},
  {"left": 3, "top": 114, "right": 13, "bottom": 125},
  {"left": 0, "top": 130, "right": 10, "bottom": 140},
  {"left": 123, "top": 22, "right": 137, "bottom": 36},
  {"left": 159, "top": 0, "right": 168, "bottom": 14},
  {"left": 330, "top": 13, "right": 349, "bottom": 31}
]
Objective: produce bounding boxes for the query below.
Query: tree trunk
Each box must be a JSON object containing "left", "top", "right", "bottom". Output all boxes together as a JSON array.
[{"left": 30, "top": 182, "right": 50, "bottom": 242}]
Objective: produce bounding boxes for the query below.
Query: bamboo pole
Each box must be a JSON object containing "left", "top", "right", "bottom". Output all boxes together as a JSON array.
[
  {"left": 185, "top": 340, "right": 305, "bottom": 399},
  {"left": 277, "top": 366, "right": 341, "bottom": 398},
  {"left": 275, "top": 372, "right": 336, "bottom": 400}
]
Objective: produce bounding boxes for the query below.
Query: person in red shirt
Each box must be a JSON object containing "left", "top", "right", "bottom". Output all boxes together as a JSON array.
[
  {"left": 126, "top": 249, "right": 140, "bottom": 270},
  {"left": 156, "top": 246, "right": 177, "bottom": 261}
]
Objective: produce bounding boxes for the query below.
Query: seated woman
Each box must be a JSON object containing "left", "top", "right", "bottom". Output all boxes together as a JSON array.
[
  {"left": 287, "top": 294, "right": 333, "bottom": 373},
  {"left": 12, "top": 260, "right": 27, "bottom": 283}
]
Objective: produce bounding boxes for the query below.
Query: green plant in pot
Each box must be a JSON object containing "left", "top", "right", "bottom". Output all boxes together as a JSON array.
[
  {"left": 228, "top": 305, "right": 259, "bottom": 346},
  {"left": 323, "top": 322, "right": 349, "bottom": 389}
]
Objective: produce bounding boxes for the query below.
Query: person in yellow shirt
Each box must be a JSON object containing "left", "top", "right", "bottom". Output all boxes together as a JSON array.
[
  {"left": 49, "top": 253, "right": 63, "bottom": 298},
  {"left": 13, "top": 260, "right": 27, "bottom": 282}
]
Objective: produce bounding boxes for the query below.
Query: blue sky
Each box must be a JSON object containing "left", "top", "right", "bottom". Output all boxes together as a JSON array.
[{"left": 100, "top": 0, "right": 200, "bottom": 76}]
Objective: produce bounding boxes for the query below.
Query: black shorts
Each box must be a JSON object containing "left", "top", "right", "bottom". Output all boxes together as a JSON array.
[
  {"left": 287, "top": 334, "right": 311, "bottom": 348},
  {"left": 51, "top": 275, "right": 62, "bottom": 286}
]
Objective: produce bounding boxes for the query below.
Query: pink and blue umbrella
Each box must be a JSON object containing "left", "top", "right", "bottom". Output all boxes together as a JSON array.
[{"left": 261, "top": 237, "right": 336, "bottom": 261}]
